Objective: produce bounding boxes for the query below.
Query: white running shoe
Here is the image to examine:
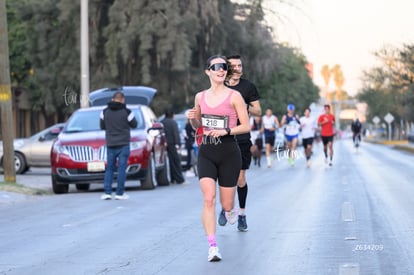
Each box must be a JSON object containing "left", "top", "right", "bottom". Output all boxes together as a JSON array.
[
  {"left": 208, "top": 246, "right": 222, "bottom": 262},
  {"left": 186, "top": 170, "right": 195, "bottom": 177},
  {"left": 101, "top": 193, "right": 112, "bottom": 200},
  {"left": 266, "top": 157, "right": 272, "bottom": 168},
  {"left": 114, "top": 194, "right": 129, "bottom": 200},
  {"left": 306, "top": 159, "right": 311, "bottom": 167},
  {"left": 225, "top": 209, "right": 238, "bottom": 225}
]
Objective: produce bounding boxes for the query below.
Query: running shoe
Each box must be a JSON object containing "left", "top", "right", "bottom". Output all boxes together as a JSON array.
[
  {"left": 237, "top": 215, "right": 248, "bottom": 232},
  {"left": 100, "top": 193, "right": 112, "bottom": 200},
  {"left": 225, "top": 209, "right": 238, "bottom": 225},
  {"left": 306, "top": 159, "right": 311, "bottom": 168},
  {"left": 114, "top": 193, "right": 129, "bottom": 200},
  {"left": 208, "top": 246, "right": 222, "bottom": 262},
  {"left": 218, "top": 209, "right": 227, "bottom": 226},
  {"left": 329, "top": 161, "right": 333, "bottom": 167},
  {"left": 267, "top": 157, "right": 272, "bottom": 168},
  {"left": 325, "top": 158, "right": 328, "bottom": 164}
]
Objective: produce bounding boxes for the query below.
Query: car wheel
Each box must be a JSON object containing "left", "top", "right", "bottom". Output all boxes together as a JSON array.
[
  {"left": 51, "top": 175, "right": 69, "bottom": 194},
  {"left": 141, "top": 154, "right": 157, "bottom": 190},
  {"left": 156, "top": 155, "right": 170, "bottom": 186},
  {"left": 14, "top": 152, "right": 27, "bottom": 175},
  {"left": 76, "top": 184, "right": 90, "bottom": 191}
]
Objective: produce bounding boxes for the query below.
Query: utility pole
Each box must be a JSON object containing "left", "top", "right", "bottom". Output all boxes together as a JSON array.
[
  {"left": 0, "top": 0, "right": 16, "bottom": 182},
  {"left": 80, "top": 0, "right": 90, "bottom": 108}
]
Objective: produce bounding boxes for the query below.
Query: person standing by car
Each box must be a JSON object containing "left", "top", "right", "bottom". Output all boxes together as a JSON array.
[
  {"left": 187, "top": 55, "right": 250, "bottom": 262},
  {"left": 218, "top": 54, "right": 261, "bottom": 232},
  {"left": 317, "top": 104, "right": 335, "bottom": 166},
  {"left": 100, "top": 91, "right": 137, "bottom": 200},
  {"left": 300, "top": 107, "right": 317, "bottom": 167},
  {"left": 161, "top": 110, "right": 185, "bottom": 184},
  {"left": 184, "top": 116, "right": 196, "bottom": 172}
]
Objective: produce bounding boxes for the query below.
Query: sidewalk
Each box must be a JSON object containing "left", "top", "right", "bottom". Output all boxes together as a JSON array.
[{"left": 365, "top": 138, "right": 414, "bottom": 153}]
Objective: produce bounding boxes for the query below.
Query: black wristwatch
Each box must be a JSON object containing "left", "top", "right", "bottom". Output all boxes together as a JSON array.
[{"left": 226, "top": 128, "right": 231, "bottom": 136}]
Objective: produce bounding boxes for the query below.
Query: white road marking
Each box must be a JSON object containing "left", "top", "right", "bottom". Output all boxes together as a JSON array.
[
  {"left": 342, "top": 202, "right": 355, "bottom": 222},
  {"left": 339, "top": 263, "right": 360, "bottom": 275}
]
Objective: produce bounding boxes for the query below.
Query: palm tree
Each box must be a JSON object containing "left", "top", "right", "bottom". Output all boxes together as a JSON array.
[
  {"left": 331, "top": 64, "right": 344, "bottom": 101},
  {"left": 320, "top": 64, "right": 331, "bottom": 99}
]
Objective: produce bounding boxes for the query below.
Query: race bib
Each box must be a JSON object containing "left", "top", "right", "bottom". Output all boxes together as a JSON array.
[
  {"left": 287, "top": 120, "right": 299, "bottom": 130},
  {"left": 201, "top": 114, "right": 229, "bottom": 129}
]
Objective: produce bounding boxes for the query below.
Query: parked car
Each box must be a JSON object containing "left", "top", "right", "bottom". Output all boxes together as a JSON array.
[
  {"left": 88, "top": 86, "right": 157, "bottom": 107},
  {"left": 408, "top": 130, "right": 414, "bottom": 143},
  {"left": 50, "top": 104, "right": 169, "bottom": 194},
  {"left": 0, "top": 123, "right": 65, "bottom": 174}
]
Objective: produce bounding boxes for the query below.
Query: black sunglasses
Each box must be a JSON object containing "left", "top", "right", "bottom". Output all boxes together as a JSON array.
[{"left": 208, "top": 63, "right": 228, "bottom": 71}]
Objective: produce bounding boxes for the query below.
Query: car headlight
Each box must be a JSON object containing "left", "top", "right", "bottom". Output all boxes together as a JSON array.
[
  {"left": 13, "top": 140, "right": 25, "bottom": 148},
  {"left": 130, "top": 141, "right": 146, "bottom": 150},
  {"left": 53, "top": 144, "right": 70, "bottom": 155}
]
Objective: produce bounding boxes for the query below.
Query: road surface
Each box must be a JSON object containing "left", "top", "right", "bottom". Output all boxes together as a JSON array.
[{"left": 1, "top": 139, "right": 413, "bottom": 274}]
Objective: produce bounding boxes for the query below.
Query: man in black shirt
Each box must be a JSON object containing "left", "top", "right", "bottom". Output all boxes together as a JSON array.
[
  {"left": 162, "top": 110, "right": 185, "bottom": 184},
  {"left": 184, "top": 117, "right": 196, "bottom": 172},
  {"left": 217, "top": 55, "right": 261, "bottom": 231},
  {"left": 351, "top": 118, "right": 362, "bottom": 147},
  {"left": 100, "top": 91, "right": 137, "bottom": 200}
]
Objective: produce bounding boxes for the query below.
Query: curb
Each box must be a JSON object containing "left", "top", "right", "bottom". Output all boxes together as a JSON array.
[
  {"left": 365, "top": 138, "right": 414, "bottom": 154},
  {"left": 393, "top": 144, "right": 414, "bottom": 153}
]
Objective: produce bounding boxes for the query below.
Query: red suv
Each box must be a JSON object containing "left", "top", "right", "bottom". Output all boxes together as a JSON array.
[{"left": 50, "top": 104, "right": 170, "bottom": 194}]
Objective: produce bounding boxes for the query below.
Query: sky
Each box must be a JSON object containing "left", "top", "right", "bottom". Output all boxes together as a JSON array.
[{"left": 264, "top": 0, "right": 414, "bottom": 96}]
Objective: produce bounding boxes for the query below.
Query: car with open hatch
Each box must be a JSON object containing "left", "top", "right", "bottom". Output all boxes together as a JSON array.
[
  {"left": 88, "top": 86, "right": 157, "bottom": 107},
  {"left": 50, "top": 104, "right": 170, "bottom": 194}
]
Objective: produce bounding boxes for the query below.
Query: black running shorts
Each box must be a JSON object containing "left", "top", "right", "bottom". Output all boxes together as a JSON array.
[
  {"left": 237, "top": 140, "right": 252, "bottom": 170},
  {"left": 321, "top": 135, "right": 334, "bottom": 146},
  {"left": 302, "top": 137, "right": 314, "bottom": 148},
  {"left": 265, "top": 135, "right": 275, "bottom": 147},
  {"left": 197, "top": 135, "right": 241, "bottom": 188}
]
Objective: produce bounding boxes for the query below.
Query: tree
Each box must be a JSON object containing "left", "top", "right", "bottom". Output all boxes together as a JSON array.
[
  {"left": 6, "top": 0, "right": 321, "bottom": 120},
  {"left": 6, "top": 0, "right": 31, "bottom": 86},
  {"left": 10, "top": 0, "right": 80, "bottom": 124},
  {"left": 331, "top": 64, "right": 344, "bottom": 100},
  {"left": 358, "top": 44, "right": 414, "bottom": 136},
  {"left": 320, "top": 64, "right": 331, "bottom": 99},
  {"left": 258, "top": 45, "right": 319, "bottom": 117}
]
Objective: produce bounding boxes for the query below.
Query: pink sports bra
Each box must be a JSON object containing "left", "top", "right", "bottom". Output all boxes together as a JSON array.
[{"left": 199, "top": 90, "right": 238, "bottom": 131}]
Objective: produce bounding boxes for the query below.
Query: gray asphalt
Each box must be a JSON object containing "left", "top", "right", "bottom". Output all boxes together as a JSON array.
[{"left": 1, "top": 139, "right": 414, "bottom": 275}]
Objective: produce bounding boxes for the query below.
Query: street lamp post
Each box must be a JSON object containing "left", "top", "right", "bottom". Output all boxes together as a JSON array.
[{"left": 80, "top": 0, "right": 89, "bottom": 108}]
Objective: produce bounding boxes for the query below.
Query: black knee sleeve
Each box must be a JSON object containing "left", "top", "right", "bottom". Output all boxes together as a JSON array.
[{"left": 237, "top": 184, "right": 248, "bottom": 209}]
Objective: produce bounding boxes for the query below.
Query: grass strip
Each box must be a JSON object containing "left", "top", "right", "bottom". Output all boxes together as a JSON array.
[{"left": 0, "top": 181, "right": 51, "bottom": 196}]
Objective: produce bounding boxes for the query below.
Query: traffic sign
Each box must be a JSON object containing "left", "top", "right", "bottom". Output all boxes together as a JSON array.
[
  {"left": 384, "top": 113, "right": 394, "bottom": 123},
  {"left": 372, "top": 116, "right": 380, "bottom": 124},
  {"left": 384, "top": 113, "right": 394, "bottom": 140}
]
